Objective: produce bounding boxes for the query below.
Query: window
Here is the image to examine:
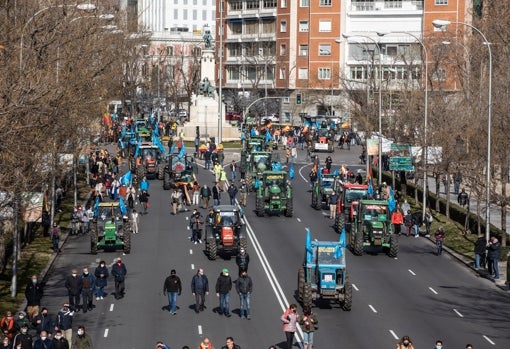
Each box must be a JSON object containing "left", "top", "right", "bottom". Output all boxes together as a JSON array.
[
  {"left": 279, "top": 67, "right": 286, "bottom": 79},
  {"left": 299, "top": 21, "right": 309, "bottom": 32},
  {"left": 264, "top": 0, "right": 277, "bottom": 8},
  {"left": 193, "top": 47, "right": 202, "bottom": 56},
  {"left": 230, "top": 0, "right": 242, "bottom": 10},
  {"left": 262, "top": 19, "right": 276, "bottom": 33},
  {"left": 280, "top": 44, "right": 287, "bottom": 56},
  {"left": 432, "top": 68, "right": 446, "bottom": 81},
  {"left": 174, "top": 9, "right": 178, "bottom": 20},
  {"left": 183, "top": 9, "right": 188, "bottom": 20},
  {"left": 318, "top": 44, "right": 331, "bottom": 56},
  {"left": 166, "top": 46, "right": 174, "bottom": 56},
  {"left": 435, "top": 0, "right": 448, "bottom": 4},
  {"left": 245, "top": 20, "right": 258, "bottom": 34},
  {"left": 230, "top": 21, "right": 242, "bottom": 34},
  {"left": 247, "top": 0, "right": 260, "bottom": 9},
  {"left": 202, "top": 10, "right": 207, "bottom": 20},
  {"left": 318, "top": 20, "right": 331, "bottom": 32},
  {"left": 298, "top": 68, "right": 308, "bottom": 79},
  {"left": 384, "top": 0, "right": 402, "bottom": 8},
  {"left": 281, "top": 0, "right": 287, "bottom": 7},
  {"left": 203, "top": 0, "right": 207, "bottom": 5},
  {"left": 320, "top": 0, "right": 331, "bottom": 6},
  {"left": 299, "top": 44, "right": 308, "bottom": 56},
  {"left": 193, "top": 10, "right": 197, "bottom": 20},
  {"left": 183, "top": 0, "right": 187, "bottom": 4},
  {"left": 280, "top": 20, "right": 287, "bottom": 32},
  {"left": 174, "top": 0, "right": 178, "bottom": 4},
  {"left": 228, "top": 66, "right": 240, "bottom": 80},
  {"left": 385, "top": 45, "right": 398, "bottom": 57},
  {"left": 300, "top": 0, "right": 309, "bottom": 7},
  {"left": 350, "top": 66, "right": 367, "bottom": 80},
  {"left": 193, "top": 0, "right": 197, "bottom": 4},
  {"left": 318, "top": 67, "right": 331, "bottom": 80}
]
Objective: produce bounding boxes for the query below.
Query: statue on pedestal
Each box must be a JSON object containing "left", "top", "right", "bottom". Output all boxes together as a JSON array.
[
  {"left": 198, "top": 77, "right": 215, "bottom": 98},
  {"left": 203, "top": 28, "right": 213, "bottom": 49}
]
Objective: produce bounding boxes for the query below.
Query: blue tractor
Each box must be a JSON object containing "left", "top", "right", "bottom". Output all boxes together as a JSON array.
[{"left": 297, "top": 230, "right": 352, "bottom": 310}]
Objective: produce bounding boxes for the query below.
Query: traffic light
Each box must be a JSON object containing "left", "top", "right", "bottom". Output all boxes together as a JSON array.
[{"left": 296, "top": 93, "right": 302, "bottom": 105}]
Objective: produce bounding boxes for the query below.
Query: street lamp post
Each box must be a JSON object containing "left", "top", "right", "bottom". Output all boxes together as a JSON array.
[
  {"left": 217, "top": 1, "right": 224, "bottom": 144},
  {"left": 377, "top": 31, "right": 428, "bottom": 220},
  {"left": 342, "top": 33, "right": 383, "bottom": 185},
  {"left": 432, "top": 19, "right": 492, "bottom": 241}
]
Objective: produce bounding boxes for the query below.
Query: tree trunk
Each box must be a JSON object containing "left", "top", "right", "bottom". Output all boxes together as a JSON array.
[
  {"left": 435, "top": 173, "right": 441, "bottom": 212},
  {"left": 445, "top": 173, "right": 450, "bottom": 220},
  {"left": 500, "top": 165, "right": 508, "bottom": 247}
]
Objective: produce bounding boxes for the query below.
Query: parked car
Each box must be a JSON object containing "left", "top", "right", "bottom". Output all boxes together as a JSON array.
[
  {"left": 225, "top": 111, "right": 243, "bottom": 122},
  {"left": 260, "top": 113, "right": 279, "bottom": 123}
]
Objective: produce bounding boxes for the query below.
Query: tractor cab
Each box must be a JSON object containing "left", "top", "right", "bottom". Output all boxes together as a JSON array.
[{"left": 205, "top": 205, "right": 247, "bottom": 260}]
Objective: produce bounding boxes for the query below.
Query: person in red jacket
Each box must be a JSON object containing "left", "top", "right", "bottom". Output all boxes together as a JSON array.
[
  {"left": 0, "top": 311, "right": 16, "bottom": 340},
  {"left": 391, "top": 205, "right": 404, "bottom": 235}
]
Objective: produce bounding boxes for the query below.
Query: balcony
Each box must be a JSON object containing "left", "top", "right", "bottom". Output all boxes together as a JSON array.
[{"left": 349, "top": 1, "right": 423, "bottom": 12}]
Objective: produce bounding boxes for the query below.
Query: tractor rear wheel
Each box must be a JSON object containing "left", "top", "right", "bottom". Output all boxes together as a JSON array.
[
  {"left": 136, "top": 166, "right": 146, "bottom": 181},
  {"left": 303, "top": 283, "right": 313, "bottom": 309},
  {"left": 311, "top": 191, "right": 319, "bottom": 210},
  {"left": 353, "top": 232, "right": 363, "bottom": 256},
  {"left": 245, "top": 173, "right": 253, "bottom": 192},
  {"left": 335, "top": 213, "right": 346, "bottom": 233},
  {"left": 284, "top": 195, "right": 293, "bottom": 217},
  {"left": 123, "top": 224, "right": 131, "bottom": 254},
  {"left": 342, "top": 280, "right": 353, "bottom": 311},
  {"left": 255, "top": 197, "right": 264, "bottom": 217},
  {"left": 158, "top": 164, "right": 165, "bottom": 180},
  {"left": 388, "top": 234, "right": 399, "bottom": 258},
  {"left": 163, "top": 171, "right": 171, "bottom": 190},
  {"left": 206, "top": 238, "right": 217, "bottom": 260},
  {"left": 90, "top": 227, "right": 98, "bottom": 255},
  {"left": 297, "top": 267, "right": 306, "bottom": 303},
  {"left": 129, "top": 158, "right": 135, "bottom": 171}
]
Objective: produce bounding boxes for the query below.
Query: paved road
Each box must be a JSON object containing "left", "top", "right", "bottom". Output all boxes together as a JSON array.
[{"left": 36, "top": 143, "right": 510, "bottom": 349}]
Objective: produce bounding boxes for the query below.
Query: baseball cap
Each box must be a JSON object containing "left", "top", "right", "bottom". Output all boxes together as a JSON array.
[{"left": 222, "top": 268, "right": 229, "bottom": 274}]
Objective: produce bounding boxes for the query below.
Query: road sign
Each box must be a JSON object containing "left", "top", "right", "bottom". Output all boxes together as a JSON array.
[{"left": 389, "top": 156, "right": 414, "bottom": 171}]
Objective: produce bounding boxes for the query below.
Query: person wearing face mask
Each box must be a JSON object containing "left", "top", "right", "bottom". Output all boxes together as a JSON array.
[
  {"left": 280, "top": 304, "right": 298, "bottom": 349},
  {"left": 191, "top": 268, "right": 209, "bottom": 313},
  {"left": 111, "top": 258, "right": 127, "bottom": 299},
  {"left": 1, "top": 336, "right": 12, "bottom": 349},
  {"left": 94, "top": 261, "right": 109, "bottom": 300},
  {"left": 56, "top": 304, "right": 74, "bottom": 348},
  {"left": 80, "top": 268, "right": 96, "bottom": 313},
  {"left": 52, "top": 330, "right": 69, "bottom": 349},
  {"left": 64, "top": 269, "right": 83, "bottom": 311},
  {"left": 14, "top": 312, "right": 29, "bottom": 331},
  {"left": 434, "top": 340, "right": 444, "bottom": 349},
  {"left": 235, "top": 270, "right": 253, "bottom": 320},
  {"left": 25, "top": 275, "right": 44, "bottom": 322},
  {"left": 12, "top": 324, "right": 32, "bottom": 349},
  {"left": 33, "top": 330, "right": 53, "bottom": 349},
  {"left": 71, "top": 326, "right": 92, "bottom": 349},
  {"left": 396, "top": 335, "right": 415, "bottom": 349},
  {"left": 32, "top": 308, "right": 53, "bottom": 336}
]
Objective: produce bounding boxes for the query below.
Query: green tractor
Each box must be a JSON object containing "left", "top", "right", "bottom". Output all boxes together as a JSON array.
[
  {"left": 297, "top": 230, "right": 352, "bottom": 310},
  {"left": 162, "top": 154, "right": 194, "bottom": 190},
  {"left": 311, "top": 173, "right": 341, "bottom": 210},
  {"left": 205, "top": 205, "right": 247, "bottom": 260},
  {"left": 349, "top": 200, "right": 398, "bottom": 257},
  {"left": 242, "top": 151, "right": 273, "bottom": 191},
  {"left": 90, "top": 201, "right": 131, "bottom": 254},
  {"left": 255, "top": 171, "right": 293, "bottom": 217}
]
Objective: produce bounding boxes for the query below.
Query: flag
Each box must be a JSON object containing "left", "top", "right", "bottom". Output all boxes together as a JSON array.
[
  {"left": 334, "top": 227, "right": 347, "bottom": 259},
  {"left": 152, "top": 134, "right": 165, "bottom": 154},
  {"left": 315, "top": 120, "right": 320, "bottom": 130},
  {"left": 134, "top": 139, "right": 141, "bottom": 158},
  {"left": 93, "top": 195, "right": 100, "bottom": 217},
  {"left": 254, "top": 178, "right": 260, "bottom": 189},
  {"left": 120, "top": 171, "right": 132, "bottom": 186},
  {"left": 306, "top": 228, "right": 313, "bottom": 263},
  {"left": 318, "top": 166, "right": 323, "bottom": 180},
  {"left": 149, "top": 110, "right": 154, "bottom": 126},
  {"left": 272, "top": 162, "right": 282, "bottom": 171},
  {"left": 153, "top": 122, "right": 159, "bottom": 137},
  {"left": 330, "top": 121, "right": 336, "bottom": 129},
  {"left": 367, "top": 178, "right": 374, "bottom": 196},
  {"left": 178, "top": 142, "right": 186, "bottom": 158},
  {"left": 333, "top": 169, "right": 339, "bottom": 177},
  {"left": 340, "top": 227, "right": 347, "bottom": 248},
  {"left": 169, "top": 142, "right": 176, "bottom": 156},
  {"left": 119, "top": 196, "right": 127, "bottom": 215},
  {"left": 118, "top": 140, "right": 125, "bottom": 149},
  {"left": 265, "top": 130, "right": 271, "bottom": 145},
  {"left": 289, "top": 163, "right": 295, "bottom": 179},
  {"left": 120, "top": 125, "right": 126, "bottom": 140},
  {"left": 304, "top": 120, "right": 311, "bottom": 128},
  {"left": 388, "top": 186, "right": 396, "bottom": 212}
]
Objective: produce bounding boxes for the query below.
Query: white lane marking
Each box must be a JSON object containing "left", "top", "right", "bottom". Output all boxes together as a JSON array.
[
  {"left": 109, "top": 304, "right": 114, "bottom": 312},
  {"left": 483, "top": 335, "right": 495, "bottom": 345},
  {"left": 186, "top": 216, "right": 189, "bottom": 220},
  {"left": 191, "top": 264, "right": 195, "bottom": 270},
  {"left": 428, "top": 287, "right": 438, "bottom": 295},
  {"left": 453, "top": 309, "right": 464, "bottom": 318},
  {"left": 297, "top": 218, "right": 301, "bottom": 222},
  {"left": 408, "top": 269, "right": 416, "bottom": 276},
  {"left": 190, "top": 249, "right": 193, "bottom": 255},
  {"left": 198, "top": 325, "right": 203, "bottom": 335},
  {"left": 368, "top": 305, "right": 378, "bottom": 313},
  {"left": 298, "top": 163, "right": 312, "bottom": 182},
  {"left": 389, "top": 330, "right": 399, "bottom": 340},
  {"left": 104, "top": 329, "right": 109, "bottom": 337},
  {"left": 187, "top": 226, "right": 190, "bottom": 230},
  {"left": 352, "top": 284, "right": 359, "bottom": 291}
]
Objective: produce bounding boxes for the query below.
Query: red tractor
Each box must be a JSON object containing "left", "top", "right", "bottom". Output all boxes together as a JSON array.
[{"left": 334, "top": 183, "right": 369, "bottom": 233}]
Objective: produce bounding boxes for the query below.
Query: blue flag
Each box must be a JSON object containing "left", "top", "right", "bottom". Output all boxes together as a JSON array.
[
  {"left": 305, "top": 228, "right": 313, "bottom": 263},
  {"left": 93, "top": 196, "right": 100, "bottom": 217},
  {"left": 388, "top": 186, "right": 396, "bottom": 212},
  {"left": 120, "top": 125, "right": 126, "bottom": 140},
  {"left": 289, "top": 163, "right": 295, "bottom": 180},
  {"left": 272, "top": 162, "right": 282, "bottom": 171},
  {"left": 340, "top": 227, "right": 347, "bottom": 248},
  {"left": 333, "top": 169, "right": 339, "bottom": 177},
  {"left": 254, "top": 178, "right": 260, "bottom": 189},
  {"left": 118, "top": 140, "right": 125, "bottom": 149},
  {"left": 315, "top": 120, "right": 320, "bottom": 129},
  {"left": 367, "top": 178, "right": 374, "bottom": 196},
  {"left": 250, "top": 127, "right": 256, "bottom": 137},
  {"left": 120, "top": 171, "right": 132, "bottom": 186},
  {"left": 178, "top": 142, "right": 186, "bottom": 158},
  {"left": 265, "top": 130, "right": 271, "bottom": 145},
  {"left": 304, "top": 120, "right": 311, "bottom": 128},
  {"left": 119, "top": 196, "right": 127, "bottom": 215},
  {"left": 152, "top": 134, "right": 165, "bottom": 154},
  {"left": 318, "top": 166, "right": 323, "bottom": 180},
  {"left": 153, "top": 122, "right": 159, "bottom": 137},
  {"left": 169, "top": 142, "right": 176, "bottom": 156},
  {"left": 134, "top": 139, "right": 141, "bottom": 158}
]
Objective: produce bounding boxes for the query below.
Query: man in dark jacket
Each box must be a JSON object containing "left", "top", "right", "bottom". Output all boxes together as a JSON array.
[
  {"left": 487, "top": 237, "right": 501, "bottom": 279},
  {"left": 200, "top": 184, "right": 212, "bottom": 209},
  {"left": 191, "top": 268, "right": 209, "bottom": 313},
  {"left": 227, "top": 183, "right": 238, "bottom": 205},
  {"left": 163, "top": 269, "right": 182, "bottom": 315},
  {"left": 32, "top": 308, "right": 53, "bottom": 336},
  {"left": 25, "top": 275, "right": 44, "bottom": 322},
  {"left": 13, "top": 323, "right": 32, "bottom": 349},
  {"left": 457, "top": 188, "right": 469, "bottom": 208},
  {"left": 33, "top": 330, "right": 53, "bottom": 349},
  {"left": 215, "top": 268, "right": 233, "bottom": 317},
  {"left": 235, "top": 270, "right": 253, "bottom": 319},
  {"left": 474, "top": 234, "right": 487, "bottom": 269},
  {"left": 64, "top": 269, "right": 82, "bottom": 311},
  {"left": 235, "top": 248, "right": 250, "bottom": 276},
  {"left": 52, "top": 329, "right": 69, "bottom": 349},
  {"left": 111, "top": 258, "right": 127, "bottom": 299},
  {"left": 212, "top": 182, "right": 222, "bottom": 206},
  {"left": 56, "top": 304, "right": 74, "bottom": 346},
  {"left": 412, "top": 211, "right": 422, "bottom": 238},
  {"left": 81, "top": 267, "right": 95, "bottom": 313}
]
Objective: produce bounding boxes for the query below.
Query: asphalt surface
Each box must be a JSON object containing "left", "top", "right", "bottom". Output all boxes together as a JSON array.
[{"left": 37, "top": 143, "right": 510, "bottom": 349}]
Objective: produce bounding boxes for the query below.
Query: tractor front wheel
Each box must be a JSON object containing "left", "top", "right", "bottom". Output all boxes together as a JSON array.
[
  {"left": 303, "top": 283, "right": 313, "bottom": 309},
  {"left": 90, "top": 227, "right": 98, "bottom": 255},
  {"left": 353, "top": 232, "right": 363, "bottom": 256},
  {"left": 123, "top": 224, "right": 131, "bottom": 254},
  {"left": 255, "top": 197, "right": 264, "bottom": 217},
  {"left": 388, "top": 234, "right": 399, "bottom": 258},
  {"left": 285, "top": 195, "right": 293, "bottom": 217},
  {"left": 335, "top": 213, "right": 346, "bottom": 233},
  {"left": 297, "top": 267, "right": 306, "bottom": 303},
  {"left": 342, "top": 280, "right": 353, "bottom": 311},
  {"left": 206, "top": 238, "right": 217, "bottom": 260}
]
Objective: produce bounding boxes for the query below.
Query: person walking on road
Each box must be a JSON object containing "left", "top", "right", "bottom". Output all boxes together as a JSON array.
[
  {"left": 131, "top": 209, "right": 139, "bottom": 234},
  {"left": 474, "top": 234, "right": 487, "bottom": 269},
  {"left": 396, "top": 335, "right": 415, "bottom": 349},
  {"left": 424, "top": 208, "right": 433, "bottom": 237},
  {"left": 65, "top": 269, "right": 82, "bottom": 311},
  {"left": 281, "top": 304, "right": 299, "bottom": 349},
  {"left": 391, "top": 206, "right": 404, "bottom": 235},
  {"left": 72, "top": 326, "right": 92, "bottom": 349},
  {"left": 227, "top": 183, "right": 238, "bottom": 206},
  {"left": 200, "top": 184, "right": 212, "bottom": 209},
  {"left": 239, "top": 180, "right": 248, "bottom": 207},
  {"left": 51, "top": 222, "right": 61, "bottom": 253},
  {"left": 80, "top": 268, "right": 95, "bottom": 313},
  {"left": 487, "top": 236, "right": 501, "bottom": 279},
  {"left": 235, "top": 248, "right": 250, "bottom": 275},
  {"left": 298, "top": 306, "right": 318, "bottom": 349},
  {"left": 191, "top": 268, "right": 209, "bottom": 313},
  {"left": 412, "top": 211, "right": 422, "bottom": 238},
  {"left": 189, "top": 211, "right": 202, "bottom": 244},
  {"left": 111, "top": 258, "right": 127, "bottom": 299},
  {"left": 235, "top": 270, "right": 253, "bottom": 320},
  {"left": 329, "top": 191, "right": 338, "bottom": 220},
  {"left": 215, "top": 269, "right": 232, "bottom": 317},
  {"left": 25, "top": 275, "right": 44, "bottom": 322},
  {"left": 139, "top": 190, "right": 150, "bottom": 214},
  {"left": 212, "top": 182, "right": 222, "bottom": 206},
  {"left": 458, "top": 188, "right": 469, "bottom": 208},
  {"left": 220, "top": 337, "right": 240, "bottom": 349},
  {"left": 229, "top": 160, "right": 237, "bottom": 181},
  {"left": 94, "top": 261, "right": 109, "bottom": 300},
  {"left": 33, "top": 330, "right": 53, "bottom": 349},
  {"left": 170, "top": 188, "right": 182, "bottom": 215},
  {"left": 434, "top": 227, "right": 446, "bottom": 256},
  {"left": 56, "top": 304, "right": 74, "bottom": 347},
  {"left": 163, "top": 269, "right": 182, "bottom": 315},
  {"left": 52, "top": 329, "right": 69, "bottom": 349}
]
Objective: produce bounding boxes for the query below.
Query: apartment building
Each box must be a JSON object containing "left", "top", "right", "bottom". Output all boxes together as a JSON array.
[{"left": 216, "top": 0, "right": 470, "bottom": 118}]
